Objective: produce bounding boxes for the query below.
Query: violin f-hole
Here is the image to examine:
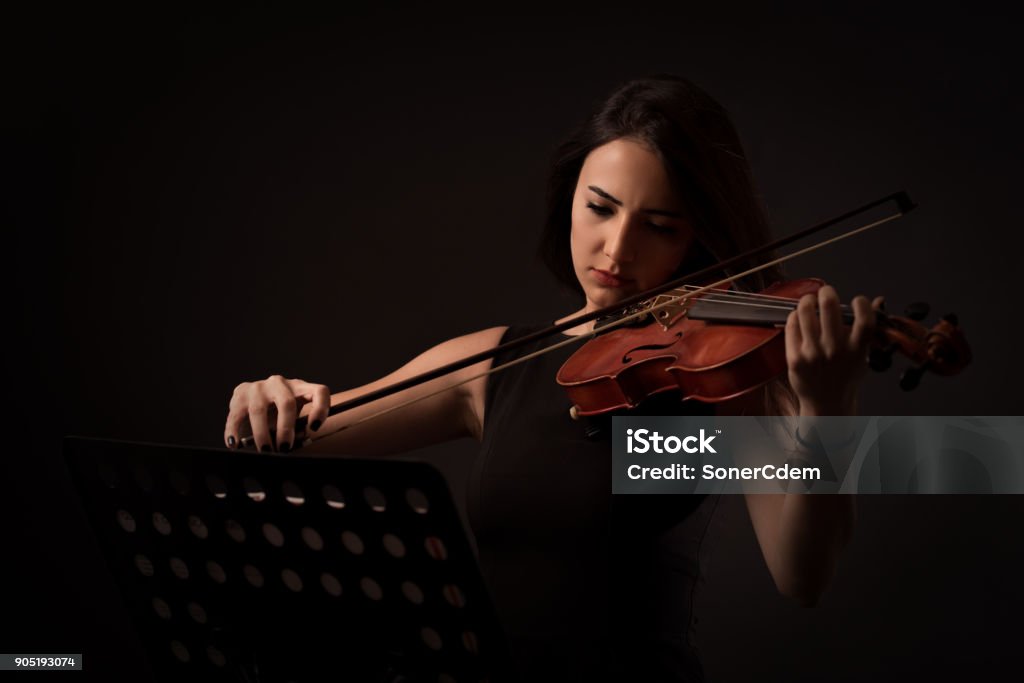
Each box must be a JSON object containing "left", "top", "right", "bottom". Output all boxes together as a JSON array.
[{"left": 622, "top": 333, "right": 683, "bottom": 363}]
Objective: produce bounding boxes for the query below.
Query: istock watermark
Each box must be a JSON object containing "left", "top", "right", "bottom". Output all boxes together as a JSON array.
[{"left": 613, "top": 416, "right": 1024, "bottom": 494}]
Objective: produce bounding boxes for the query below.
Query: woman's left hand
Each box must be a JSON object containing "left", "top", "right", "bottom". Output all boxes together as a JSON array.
[{"left": 785, "top": 285, "right": 884, "bottom": 416}]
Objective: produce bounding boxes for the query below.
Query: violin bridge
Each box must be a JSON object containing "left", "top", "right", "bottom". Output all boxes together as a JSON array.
[
  {"left": 596, "top": 294, "right": 690, "bottom": 331},
  {"left": 646, "top": 294, "right": 690, "bottom": 330}
]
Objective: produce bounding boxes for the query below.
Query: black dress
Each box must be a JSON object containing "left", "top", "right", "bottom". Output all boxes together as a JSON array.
[{"left": 467, "top": 324, "right": 719, "bottom": 682}]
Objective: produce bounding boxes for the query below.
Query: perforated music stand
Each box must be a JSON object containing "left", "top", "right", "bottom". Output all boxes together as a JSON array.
[{"left": 63, "top": 436, "right": 512, "bottom": 682}]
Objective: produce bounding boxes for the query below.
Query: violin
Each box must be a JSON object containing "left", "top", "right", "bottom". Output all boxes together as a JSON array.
[
  {"left": 556, "top": 277, "right": 972, "bottom": 419},
  {"left": 238, "top": 191, "right": 971, "bottom": 449}
]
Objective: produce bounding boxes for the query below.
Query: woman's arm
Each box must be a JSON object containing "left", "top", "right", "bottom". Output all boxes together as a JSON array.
[
  {"left": 742, "top": 454, "right": 857, "bottom": 606},
  {"left": 733, "top": 286, "right": 877, "bottom": 606},
  {"left": 224, "top": 326, "right": 508, "bottom": 456},
  {"left": 743, "top": 491, "right": 856, "bottom": 607}
]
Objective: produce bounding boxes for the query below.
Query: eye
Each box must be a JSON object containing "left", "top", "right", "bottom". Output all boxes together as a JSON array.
[{"left": 586, "top": 201, "right": 679, "bottom": 236}]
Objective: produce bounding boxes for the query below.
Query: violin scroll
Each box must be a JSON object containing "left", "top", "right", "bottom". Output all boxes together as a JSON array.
[{"left": 869, "top": 304, "right": 972, "bottom": 391}]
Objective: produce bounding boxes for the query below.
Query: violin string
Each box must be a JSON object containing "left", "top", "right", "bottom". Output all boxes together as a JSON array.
[
  {"left": 672, "top": 285, "right": 854, "bottom": 311},
  {"left": 692, "top": 297, "right": 807, "bottom": 315},
  {"left": 301, "top": 209, "right": 902, "bottom": 446},
  {"left": 655, "top": 284, "right": 823, "bottom": 313},
  {"left": 679, "top": 290, "right": 891, "bottom": 329},
  {"left": 687, "top": 292, "right": 853, "bottom": 315},
  {"left": 681, "top": 289, "right": 805, "bottom": 309}
]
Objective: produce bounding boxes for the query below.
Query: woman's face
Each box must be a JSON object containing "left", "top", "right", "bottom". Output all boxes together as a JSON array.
[{"left": 570, "top": 138, "right": 696, "bottom": 312}]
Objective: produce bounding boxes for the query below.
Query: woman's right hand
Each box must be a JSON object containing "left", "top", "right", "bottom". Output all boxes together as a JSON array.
[{"left": 224, "top": 375, "right": 331, "bottom": 452}]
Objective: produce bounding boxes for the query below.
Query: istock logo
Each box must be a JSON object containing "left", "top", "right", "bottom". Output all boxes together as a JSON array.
[{"left": 626, "top": 428, "right": 719, "bottom": 454}]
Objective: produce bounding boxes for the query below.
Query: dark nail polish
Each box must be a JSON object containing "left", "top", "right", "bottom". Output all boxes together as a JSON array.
[
  {"left": 280, "top": 441, "right": 291, "bottom": 454},
  {"left": 227, "top": 435, "right": 236, "bottom": 448},
  {"left": 311, "top": 420, "right": 322, "bottom": 432},
  {"left": 261, "top": 444, "right": 271, "bottom": 453}
]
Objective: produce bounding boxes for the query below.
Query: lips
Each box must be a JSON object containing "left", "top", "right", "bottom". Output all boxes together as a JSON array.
[{"left": 592, "top": 268, "right": 632, "bottom": 287}]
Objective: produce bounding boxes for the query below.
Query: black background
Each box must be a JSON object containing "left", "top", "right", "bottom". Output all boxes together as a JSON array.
[{"left": 4, "top": 4, "right": 1023, "bottom": 680}]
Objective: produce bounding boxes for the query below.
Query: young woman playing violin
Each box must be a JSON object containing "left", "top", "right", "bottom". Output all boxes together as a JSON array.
[{"left": 223, "top": 74, "right": 883, "bottom": 681}]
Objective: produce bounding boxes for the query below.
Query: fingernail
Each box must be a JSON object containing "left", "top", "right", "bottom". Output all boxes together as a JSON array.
[
  {"left": 279, "top": 441, "right": 291, "bottom": 454},
  {"left": 260, "top": 444, "right": 271, "bottom": 453},
  {"left": 227, "top": 435, "right": 236, "bottom": 448},
  {"left": 311, "top": 419, "right": 322, "bottom": 432}
]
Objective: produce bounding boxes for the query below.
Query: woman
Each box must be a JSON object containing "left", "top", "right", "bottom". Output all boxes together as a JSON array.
[{"left": 223, "top": 74, "right": 878, "bottom": 681}]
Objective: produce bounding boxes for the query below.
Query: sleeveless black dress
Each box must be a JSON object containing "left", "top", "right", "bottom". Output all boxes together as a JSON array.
[{"left": 467, "top": 324, "right": 719, "bottom": 682}]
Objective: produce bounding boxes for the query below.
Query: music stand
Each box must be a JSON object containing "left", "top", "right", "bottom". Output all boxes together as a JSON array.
[{"left": 63, "top": 436, "right": 512, "bottom": 682}]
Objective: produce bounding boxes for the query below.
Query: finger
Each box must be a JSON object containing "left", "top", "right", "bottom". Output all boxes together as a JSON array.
[
  {"left": 797, "top": 293, "right": 820, "bottom": 355},
  {"left": 872, "top": 295, "right": 885, "bottom": 311},
  {"left": 849, "top": 295, "right": 875, "bottom": 352},
  {"left": 224, "top": 384, "right": 249, "bottom": 448},
  {"left": 785, "top": 307, "right": 802, "bottom": 365},
  {"left": 303, "top": 384, "right": 331, "bottom": 434},
  {"left": 817, "top": 285, "right": 843, "bottom": 355},
  {"left": 246, "top": 384, "right": 272, "bottom": 452},
  {"left": 224, "top": 413, "right": 246, "bottom": 449},
  {"left": 271, "top": 377, "right": 298, "bottom": 453}
]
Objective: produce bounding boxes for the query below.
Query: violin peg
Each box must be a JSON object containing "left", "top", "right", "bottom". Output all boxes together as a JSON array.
[
  {"left": 904, "top": 301, "right": 930, "bottom": 321},
  {"left": 942, "top": 312, "right": 959, "bottom": 326},
  {"left": 899, "top": 362, "right": 930, "bottom": 391}
]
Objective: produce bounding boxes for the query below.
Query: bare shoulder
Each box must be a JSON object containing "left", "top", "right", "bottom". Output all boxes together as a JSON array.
[
  {"left": 435, "top": 325, "right": 509, "bottom": 361},
  {"left": 411, "top": 326, "right": 508, "bottom": 377}
]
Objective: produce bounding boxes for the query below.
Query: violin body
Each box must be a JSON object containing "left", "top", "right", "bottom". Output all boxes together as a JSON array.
[{"left": 557, "top": 279, "right": 825, "bottom": 416}]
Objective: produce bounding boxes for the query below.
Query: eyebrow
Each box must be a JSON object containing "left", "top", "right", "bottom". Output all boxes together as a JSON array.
[{"left": 587, "top": 185, "right": 684, "bottom": 218}]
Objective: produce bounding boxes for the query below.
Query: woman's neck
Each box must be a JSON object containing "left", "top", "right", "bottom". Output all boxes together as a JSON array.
[{"left": 555, "top": 306, "right": 597, "bottom": 336}]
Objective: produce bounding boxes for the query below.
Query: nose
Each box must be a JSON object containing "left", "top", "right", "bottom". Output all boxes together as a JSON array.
[{"left": 603, "top": 215, "right": 636, "bottom": 264}]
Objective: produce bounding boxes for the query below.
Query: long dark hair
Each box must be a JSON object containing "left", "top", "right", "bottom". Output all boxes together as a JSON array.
[
  {"left": 539, "top": 74, "right": 796, "bottom": 414},
  {"left": 540, "top": 74, "right": 783, "bottom": 297}
]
